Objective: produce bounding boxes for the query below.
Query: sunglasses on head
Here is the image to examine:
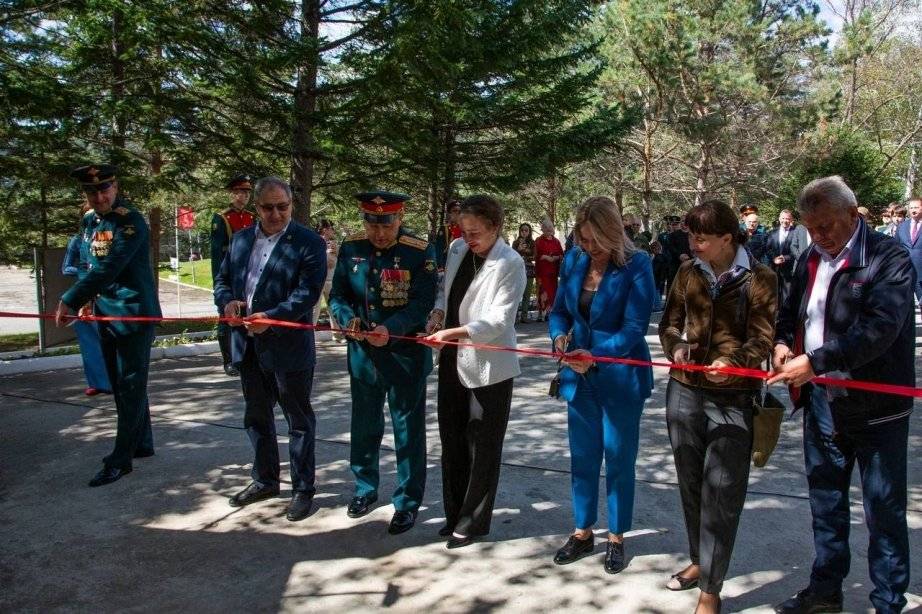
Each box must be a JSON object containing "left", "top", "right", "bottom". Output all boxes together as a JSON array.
[
  {"left": 258, "top": 202, "right": 290, "bottom": 213},
  {"left": 82, "top": 182, "right": 113, "bottom": 194}
]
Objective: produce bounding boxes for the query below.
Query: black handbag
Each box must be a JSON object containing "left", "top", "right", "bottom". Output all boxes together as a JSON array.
[
  {"left": 752, "top": 386, "right": 786, "bottom": 467},
  {"left": 548, "top": 331, "right": 572, "bottom": 399}
]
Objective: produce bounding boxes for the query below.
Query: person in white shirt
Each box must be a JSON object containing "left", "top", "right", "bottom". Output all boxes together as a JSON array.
[
  {"left": 770, "top": 176, "right": 915, "bottom": 614},
  {"left": 421, "top": 194, "right": 526, "bottom": 549}
]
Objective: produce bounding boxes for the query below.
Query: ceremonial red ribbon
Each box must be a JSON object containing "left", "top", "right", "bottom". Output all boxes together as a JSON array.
[{"left": 2, "top": 310, "right": 920, "bottom": 398}]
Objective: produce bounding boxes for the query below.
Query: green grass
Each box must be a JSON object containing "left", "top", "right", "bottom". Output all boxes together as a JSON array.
[
  {"left": 0, "top": 321, "right": 215, "bottom": 354},
  {"left": 158, "top": 260, "right": 213, "bottom": 290},
  {"left": 0, "top": 333, "right": 39, "bottom": 353}
]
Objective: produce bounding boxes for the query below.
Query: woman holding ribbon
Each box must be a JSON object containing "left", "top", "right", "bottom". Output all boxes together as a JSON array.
[
  {"left": 422, "top": 194, "right": 526, "bottom": 549},
  {"left": 548, "top": 196, "right": 655, "bottom": 574},
  {"left": 658, "top": 199, "right": 776, "bottom": 614}
]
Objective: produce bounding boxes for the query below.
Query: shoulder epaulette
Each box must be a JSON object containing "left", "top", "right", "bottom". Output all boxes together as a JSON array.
[
  {"left": 345, "top": 231, "right": 367, "bottom": 242},
  {"left": 399, "top": 235, "right": 429, "bottom": 250},
  {"left": 113, "top": 206, "right": 130, "bottom": 216}
]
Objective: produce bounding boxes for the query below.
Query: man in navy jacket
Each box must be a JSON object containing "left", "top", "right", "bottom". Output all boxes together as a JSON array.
[
  {"left": 214, "top": 177, "right": 327, "bottom": 522},
  {"left": 769, "top": 176, "right": 915, "bottom": 614}
]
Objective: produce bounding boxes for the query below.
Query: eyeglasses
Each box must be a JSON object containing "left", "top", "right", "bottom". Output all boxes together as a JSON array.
[
  {"left": 258, "top": 202, "right": 291, "bottom": 213},
  {"left": 82, "top": 182, "right": 113, "bottom": 194}
]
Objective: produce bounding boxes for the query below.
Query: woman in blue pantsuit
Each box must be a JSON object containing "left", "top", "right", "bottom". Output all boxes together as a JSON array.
[
  {"left": 548, "top": 196, "right": 655, "bottom": 574},
  {"left": 62, "top": 228, "right": 112, "bottom": 396}
]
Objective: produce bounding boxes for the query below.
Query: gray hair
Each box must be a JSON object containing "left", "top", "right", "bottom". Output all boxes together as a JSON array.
[
  {"left": 254, "top": 176, "right": 293, "bottom": 202},
  {"left": 797, "top": 175, "right": 857, "bottom": 214},
  {"left": 540, "top": 218, "right": 555, "bottom": 232}
]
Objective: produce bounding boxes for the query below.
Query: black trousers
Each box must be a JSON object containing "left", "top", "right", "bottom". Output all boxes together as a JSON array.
[
  {"left": 438, "top": 350, "right": 514, "bottom": 537},
  {"left": 666, "top": 378, "right": 754, "bottom": 594},
  {"left": 238, "top": 338, "right": 317, "bottom": 495},
  {"left": 99, "top": 322, "right": 155, "bottom": 471}
]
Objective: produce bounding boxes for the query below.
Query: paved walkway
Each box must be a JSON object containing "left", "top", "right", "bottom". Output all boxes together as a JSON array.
[
  {"left": 0, "top": 268, "right": 216, "bottom": 335},
  {"left": 0, "top": 323, "right": 920, "bottom": 612}
]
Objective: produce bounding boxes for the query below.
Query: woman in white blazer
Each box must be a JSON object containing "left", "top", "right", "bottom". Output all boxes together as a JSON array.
[{"left": 422, "top": 195, "right": 527, "bottom": 549}]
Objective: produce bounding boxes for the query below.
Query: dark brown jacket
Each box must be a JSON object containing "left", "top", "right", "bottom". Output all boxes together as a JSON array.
[{"left": 658, "top": 254, "right": 777, "bottom": 390}]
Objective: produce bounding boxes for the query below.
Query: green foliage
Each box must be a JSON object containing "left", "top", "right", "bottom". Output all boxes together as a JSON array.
[{"left": 773, "top": 127, "right": 904, "bottom": 212}]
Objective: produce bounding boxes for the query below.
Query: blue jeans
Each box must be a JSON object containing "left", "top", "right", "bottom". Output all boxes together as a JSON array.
[
  {"left": 567, "top": 380, "right": 644, "bottom": 534},
  {"left": 74, "top": 320, "right": 111, "bottom": 391},
  {"left": 803, "top": 385, "right": 910, "bottom": 613}
]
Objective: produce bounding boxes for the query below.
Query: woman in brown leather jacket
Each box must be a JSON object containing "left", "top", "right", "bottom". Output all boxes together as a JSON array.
[{"left": 658, "top": 200, "right": 777, "bottom": 614}]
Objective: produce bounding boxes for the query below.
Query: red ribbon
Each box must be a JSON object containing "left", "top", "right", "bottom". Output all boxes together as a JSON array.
[{"left": 2, "top": 310, "right": 920, "bottom": 398}]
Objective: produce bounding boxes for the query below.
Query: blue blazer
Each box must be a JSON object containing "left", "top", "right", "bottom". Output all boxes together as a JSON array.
[
  {"left": 895, "top": 219, "right": 922, "bottom": 287},
  {"left": 214, "top": 221, "right": 327, "bottom": 372},
  {"left": 548, "top": 248, "right": 656, "bottom": 404}
]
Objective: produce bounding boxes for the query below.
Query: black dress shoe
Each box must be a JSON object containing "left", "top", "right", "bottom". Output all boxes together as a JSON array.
[
  {"left": 133, "top": 448, "right": 155, "bottom": 459},
  {"left": 223, "top": 363, "right": 239, "bottom": 377},
  {"left": 88, "top": 465, "right": 131, "bottom": 487},
  {"left": 388, "top": 510, "right": 417, "bottom": 535},
  {"left": 446, "top": 535, "right": 475, "bottom": 549},
  {"left": 286, "top": 492, "right": 314, "bottom": 521},
  {"left": 346, "top": 494, "right": 378, "bottom": 518},
  {"left": 774, "top": 588, "right": 843, "bottom": 613},
  {"left": 553, "top": 534, "right": 594, "bottom": 565},
  {"left": 228, "top": 481, "right": 280, "bottom": 507},
  {"left": 604, "top": 540, "right": 627, "bottom": 574},
  {"left": 438, "top": 525, "right": 454, "bottom": 537}
]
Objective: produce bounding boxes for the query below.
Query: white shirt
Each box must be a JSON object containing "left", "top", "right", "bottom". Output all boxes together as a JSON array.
[
  {"left": 778, "top": 227, "right": 789, "bottom": 246},
  {"left": 245, "top": 222, "right": 289, "bottom": 311},
  {"left": 804, "top": 223, "right": 860, "bottom": 354},
  {"left": 693, "top": 244, "right": 750, "bottom": 286}
]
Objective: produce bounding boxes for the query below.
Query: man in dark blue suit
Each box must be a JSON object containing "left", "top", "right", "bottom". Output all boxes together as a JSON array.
[
  {"left": 214, "top": 177, "right": 328, "bottom": 522},
  {"left": 895, "top": 196, "right": 922, "bottom": 307},
  {"left": 764, "top": 209, "right": 809, "bottom": 297}
]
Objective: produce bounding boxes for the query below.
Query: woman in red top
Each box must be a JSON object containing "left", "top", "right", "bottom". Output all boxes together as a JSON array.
[{"left": 535, "top": 219, "right": 564, "bottom": 320}]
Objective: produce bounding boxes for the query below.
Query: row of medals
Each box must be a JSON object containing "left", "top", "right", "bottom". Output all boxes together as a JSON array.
[{"left": 381, "top": 271, "right": 410, "bottom": 307}]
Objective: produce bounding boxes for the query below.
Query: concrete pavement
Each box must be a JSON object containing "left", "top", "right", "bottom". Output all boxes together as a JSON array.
[
  {"left": 0, "top": 322, "right": 919, "bottom": 613},
  {"left": 0, "top": 267, "right": 215, "bottom": 335}
]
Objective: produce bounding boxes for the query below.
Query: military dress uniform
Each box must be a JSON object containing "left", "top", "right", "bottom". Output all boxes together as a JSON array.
[
  {"left": 60, "top": 164, "right": 162, "bottom": 486},
  {"left": 328, "top": 192, "right": 437, "bottom": 533},
  {"left": 211, "top": 174, "right": 256, "bottom": 375},
  {"left": 433, "top": 221, "right": 462, "bottom": 271}
]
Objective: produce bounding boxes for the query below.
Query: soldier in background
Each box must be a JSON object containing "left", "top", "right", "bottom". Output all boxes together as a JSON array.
[{"left": 210, "top": 174, "right": 256, "bottom": 376}]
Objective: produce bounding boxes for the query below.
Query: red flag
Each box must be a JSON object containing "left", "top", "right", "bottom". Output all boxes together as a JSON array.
[{"left": 177, "top": 207, "right": 196, "bottom": 230}]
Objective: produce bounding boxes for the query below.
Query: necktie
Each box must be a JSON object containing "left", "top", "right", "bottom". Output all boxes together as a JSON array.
[{"left": 912, "top": 221, "right": 919, "bottom": 243}]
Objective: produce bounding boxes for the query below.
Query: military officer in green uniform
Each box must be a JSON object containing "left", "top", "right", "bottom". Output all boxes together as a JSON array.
[
  {"left": 55, "top": 164, "right": 162, "bottom": 487},
  {"left": 329, "top": 190, "right": 437, "bottom": 535},
  {"left": 210, "top": 174, "right": 256, "bottom": 376}
]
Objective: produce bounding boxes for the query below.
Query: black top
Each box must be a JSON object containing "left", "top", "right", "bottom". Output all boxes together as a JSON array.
[
  {"left": 443, "top": 250, "right": 486, "bottom": 361},
  {"left": 578, "top": 288, "right": 595, "bottom": 321}
]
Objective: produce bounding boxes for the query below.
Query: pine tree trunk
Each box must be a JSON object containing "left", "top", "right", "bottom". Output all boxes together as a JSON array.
[
  {"left": 291, "top": 0, "right": 320, "bottom": 224},
  {"left": 904, "top": 106, "right": 922, "bottom": 200},
  {"left": 111, "top": 8, "right": 126, "bottom": 156},
  {"left": 641, "top": 120, "right": 654, "bottom": 220},
  {"left": 547, "top": 172, "right": 557, "bottom": 225},
  {"left": 694, "top": 142, "right": 711, "bottom": 206}
]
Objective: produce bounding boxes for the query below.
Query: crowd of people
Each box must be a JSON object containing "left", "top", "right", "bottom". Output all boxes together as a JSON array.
[{"left": 54, "top": 164, "right": 917, "bottom": 614}]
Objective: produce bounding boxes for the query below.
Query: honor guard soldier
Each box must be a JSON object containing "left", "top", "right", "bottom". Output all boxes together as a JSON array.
[
  {"left": 329, "top": 190, "right": 437, "bottom": 535},
  {"left": 55, "top": 164, "right": 162, "bottom": 487},
  {"left": 211, "top": 174, "right": 256, "bottom": 376},
  {"left": 433, "top": 199, "right": 462, "bottom": 271}
]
